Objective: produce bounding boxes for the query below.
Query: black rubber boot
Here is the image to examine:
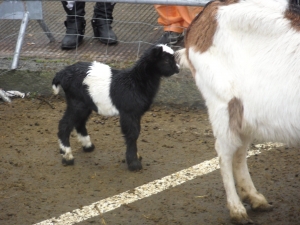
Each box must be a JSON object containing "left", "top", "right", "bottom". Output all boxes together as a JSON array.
[
  {"left": 61, "top": 18, "right": 86, "bottom": 49},
  {"left": 61, "top": 1, "right": 86, "bottom": 49},
  {"left": 91, "top": 2, "right": 118, "bottom": 45}
]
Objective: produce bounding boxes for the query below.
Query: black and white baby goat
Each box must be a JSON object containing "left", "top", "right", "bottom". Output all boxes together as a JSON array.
[{"left": 52, "top": 44, "right": 179, "bottom": 171}]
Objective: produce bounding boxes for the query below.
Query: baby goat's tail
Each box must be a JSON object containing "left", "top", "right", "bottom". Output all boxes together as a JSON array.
[{"left": 52, "top": 71, "right": 63, "bottom": 95}]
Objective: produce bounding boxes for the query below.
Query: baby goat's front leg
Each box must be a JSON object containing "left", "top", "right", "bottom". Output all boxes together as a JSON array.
[{"left": 120, "top": 113, "right": 142, "bottom": 171}]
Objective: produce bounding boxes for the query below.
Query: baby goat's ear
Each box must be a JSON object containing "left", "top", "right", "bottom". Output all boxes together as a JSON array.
[{"left": 151, "top": 46, "right": 163, "bottom": 58}]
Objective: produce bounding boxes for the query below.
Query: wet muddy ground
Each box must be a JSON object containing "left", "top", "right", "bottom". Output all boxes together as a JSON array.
[{"left": 0, "top": 97, "right": 299, "bottom": 225}]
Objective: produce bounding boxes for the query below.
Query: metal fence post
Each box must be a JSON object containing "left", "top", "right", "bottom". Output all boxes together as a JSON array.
[
  {"left": 0, "top": 0, "right": 55, "bottom": 69},
  {"left": 11, "top": 11, "right": 30, "bottom": 70}
]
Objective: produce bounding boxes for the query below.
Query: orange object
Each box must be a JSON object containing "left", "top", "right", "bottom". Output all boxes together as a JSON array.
[{"left": 154, "top": 5, "right": 204, "bottom": 33}]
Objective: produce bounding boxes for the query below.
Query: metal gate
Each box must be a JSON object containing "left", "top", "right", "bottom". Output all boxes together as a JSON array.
[{"left": 0, "top": 0, "right": 55, "bottom": 69}]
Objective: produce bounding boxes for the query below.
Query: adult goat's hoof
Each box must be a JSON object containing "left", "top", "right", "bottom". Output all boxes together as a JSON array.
[
  {"left": 128, "top": 160, "right": 142, "bottom": 171},
  {"left": 252, "top": 203, "right": 274, "bottom": 212},
  {"left": 231, "top": 217, "right": 254, "bottom": 225},
  {"left": 62, "top": 158, "right": 74, "bottom": 166},
  {"left": 83, "top": 144, "right": 95, "bottom": 152}
]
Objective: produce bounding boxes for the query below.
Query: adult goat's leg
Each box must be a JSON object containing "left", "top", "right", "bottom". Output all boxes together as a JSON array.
[
  {"left": 120, "top": 113, "right": 142, "bottom": 171},
  {"left": 75, "top": 108, "right": 95, "bottom": 152},
  {"left": 215, "top": 138, "right": 252, "bottom": 224},
  {"left": 233, "top": 139, "right": 273, "bottom": 212},
  {"left": 58, "top": 107, "right": 75, "bottom": 165}
]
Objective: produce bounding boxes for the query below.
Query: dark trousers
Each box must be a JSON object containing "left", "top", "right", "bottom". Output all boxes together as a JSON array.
[{"left": 61, "top": 1, "right": 115, "bottom": 20}]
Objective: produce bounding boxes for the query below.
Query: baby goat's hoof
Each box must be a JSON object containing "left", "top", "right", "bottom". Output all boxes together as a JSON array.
[
  {"left": 62, "top": 158, "right": 74, "bottom": 166},
  {"left": 138, "top": 154, "right": 142, "bottom": 161},
  {"left": 128, "top": 160, "right": 143, "bottom": 171},
  {"left": 60, "top": 149, "right": 65, "bottom": 154},
  {"left": 83, "top": 144, "right": 95, "bottom": 152}
]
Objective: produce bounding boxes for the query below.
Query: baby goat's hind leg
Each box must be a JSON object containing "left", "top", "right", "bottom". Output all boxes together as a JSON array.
[
  {"left": 58, "top": 107, "right": 75, "bottom": 165},
  {"left": 233, "top": 139, "right": 273, "bottom": 212},
  {"left": 75, "top": 108, "right": 95, "bottom": 152},
  {"left": 120, "top": 113, "right": 142, "bottom": 171}
]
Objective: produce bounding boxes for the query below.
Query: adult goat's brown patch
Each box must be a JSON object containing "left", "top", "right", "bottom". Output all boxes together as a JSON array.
[
  {"left": 228, "top": 97, "right": 244, "bottom": 134},
  {"left": 185, "top": 1, "right": 219, "bottom": 54},
  {"left": 185, "top": 0, "right": 239, "bottom": 54},
  {"left": 285, "top": 2, "right": 300, "bottom": 31},
  {"left": 184, "top": 0, "right": 238, "bottom": 77}
]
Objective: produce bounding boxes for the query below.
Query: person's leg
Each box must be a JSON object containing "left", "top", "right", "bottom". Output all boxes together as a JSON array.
[
  {"left": 61, "top": 1, "right": 86, "bottom": 49},
  {"left": 91, "top": 2, "right": 118, "bottom": 45},
  {"left": 154, "top": 5, "right": 184, "bottom": 45},
  {"left": 154, "top": 5, "right": 203, "bottom": 45},
  {"left": 177, "top": 6, "right": 204, "bottom": 28}
]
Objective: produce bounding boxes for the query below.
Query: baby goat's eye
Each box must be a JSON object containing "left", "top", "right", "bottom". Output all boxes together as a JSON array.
[{"left": 166, "top": 56, "right": 173, "bottom": 61}]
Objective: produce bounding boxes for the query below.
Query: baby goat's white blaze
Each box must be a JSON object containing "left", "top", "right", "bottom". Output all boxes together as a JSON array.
[
  {"left": 156, "top": 44, "right": 180, "bottom": 69},
  {"left": 156, "top": 44, "right": 174, "bottom": 55}
]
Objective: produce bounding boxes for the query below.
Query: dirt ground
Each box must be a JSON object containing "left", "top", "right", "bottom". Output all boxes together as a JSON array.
[{"left": 0, "top": 97, "right": 299, "bottom": 225}]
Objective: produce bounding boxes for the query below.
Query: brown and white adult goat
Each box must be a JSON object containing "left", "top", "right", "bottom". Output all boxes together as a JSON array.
[{"left": 176, "top": 0, "right": 300, "bottom": 224}]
